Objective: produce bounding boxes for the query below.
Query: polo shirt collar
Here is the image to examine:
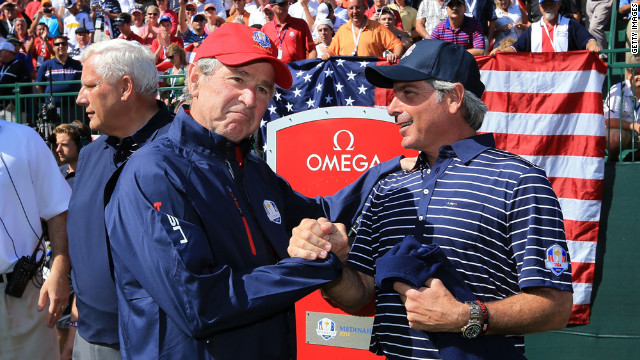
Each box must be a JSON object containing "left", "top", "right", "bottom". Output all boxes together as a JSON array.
[
  {"left": 413, "top": 133, "right": 494, "bottom": 170},
  {"left": 105, "top": 100, "right": 169, "bottom": 148}
]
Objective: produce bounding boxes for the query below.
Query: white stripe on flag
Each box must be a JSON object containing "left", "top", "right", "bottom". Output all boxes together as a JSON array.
[
  {"left": 558, "top": 198, "right": 602, "bottom": 222},
  {"left": 481, "top": 112, "right": 605, "bottom": 137},
  {"left": 481, "top": 69, "right": 605, "bottom": 94},
  {"left": 566, "top": 239, "right": 598, "bottom": 263},
  {"left": 521, "top": 155, "right": 605, "bottom": 180},
  {"left": 572, "top": 282, "right": 593, "bottom": 305}
]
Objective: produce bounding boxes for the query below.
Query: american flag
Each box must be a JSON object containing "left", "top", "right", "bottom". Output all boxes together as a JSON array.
[
  {"left": 477, "top": 51, "right": 606, "bottom": 325},
  {"left": 262, "top": 52, "right": 606, "bottom": 325}
]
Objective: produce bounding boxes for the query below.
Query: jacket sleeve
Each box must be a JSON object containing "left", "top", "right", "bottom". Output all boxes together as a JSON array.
[
  {"left": 104, "top": 158, "right": 343, "bottom": 339},
  {"left": 275, "top": 155, "right": 404, "bottom": 230}
]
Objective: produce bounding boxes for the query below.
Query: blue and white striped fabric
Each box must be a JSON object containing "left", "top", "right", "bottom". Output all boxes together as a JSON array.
[{"left": 347, "top": 133, "right": 573, "bottom": 360}]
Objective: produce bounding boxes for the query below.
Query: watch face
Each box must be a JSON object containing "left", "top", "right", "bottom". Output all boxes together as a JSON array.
[{"left": 463, "top": 324, "right": 481, "bottom": 339}]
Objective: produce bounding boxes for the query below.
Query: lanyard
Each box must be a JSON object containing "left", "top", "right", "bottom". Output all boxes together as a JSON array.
[
  {"left": 351, "top": 21, "right": 364, "bottom": 56},
  {"left": 542, "top": 22, "right": 556, "bottom": 51},
  {"left": 273, "top": 20, "right": 288, "bottom": 48}
]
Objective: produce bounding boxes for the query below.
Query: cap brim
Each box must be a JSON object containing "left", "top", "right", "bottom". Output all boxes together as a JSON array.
[
  {"left": 216, "top": 53, "right": 292, "bottom": 89},
  {"left": 365, "top": 65, "right": 433, "bottom": 89}
]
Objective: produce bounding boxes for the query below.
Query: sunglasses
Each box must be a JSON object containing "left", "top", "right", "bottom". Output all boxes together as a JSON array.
[
  {"left": 166, "top": 55, "right": 174, "bottom": 59},
  {"left": 205, "top": 7, "right": 216, "bottom": 11},
  {"left": 53, "top": 42, "right": 68, "bottom": 46},
  {"left": 147, "top": 12, "right": 159, "bottom": 16}
]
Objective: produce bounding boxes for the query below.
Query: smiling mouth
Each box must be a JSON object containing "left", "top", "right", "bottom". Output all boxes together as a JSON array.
[{"left": 399, "top": 121, "right": 413, "bottom": 128}]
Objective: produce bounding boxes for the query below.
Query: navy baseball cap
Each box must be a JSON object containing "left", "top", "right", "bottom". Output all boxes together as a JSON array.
[{"left": 365, "top": 39, "right": 485, "bottom": 99}]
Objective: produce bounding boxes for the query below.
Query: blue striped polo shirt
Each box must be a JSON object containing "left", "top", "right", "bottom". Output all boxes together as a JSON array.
[{"left": 347, "top": 133, "right": 573, "bottom": 360}]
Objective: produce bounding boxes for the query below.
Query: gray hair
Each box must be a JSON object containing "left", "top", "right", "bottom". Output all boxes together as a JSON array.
[
  {"left": 13, "top": 17, "right": 26, "bottom": 27},
  {"left": 81, "top": 39, "right": 158, "bottom": 96},
  {"left": 182, "top": 57, "right": 225, "bottom": 102},
  {"left": 426, "top": 79, "right": 487, "bottom": 131}
]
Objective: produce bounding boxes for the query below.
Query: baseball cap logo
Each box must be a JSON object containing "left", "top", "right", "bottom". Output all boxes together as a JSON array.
[
  {"left": 402, "top": 44, "right": 416, "bottom": 59},
  {"left": 252, "top": 31, "right": 272, "bottom": 51}
]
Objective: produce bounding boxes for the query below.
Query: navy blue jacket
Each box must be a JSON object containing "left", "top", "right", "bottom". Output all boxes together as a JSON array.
[
  {"left": 104, "top": 109, "right": 403, "bottom": 359},
  {"left": 68, "top": 103, "right": 174, "bottom": 345},
  {"left": 376, "top": 235, "right": 526, "bottom": 360},
  {"left": 513, "top": 17, "right": 595, "bottom": 52}
]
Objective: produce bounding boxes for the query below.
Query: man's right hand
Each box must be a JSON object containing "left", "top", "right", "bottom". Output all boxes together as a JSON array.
[{"left": 288, "top": 218, "right": 350, "bottom": 263}]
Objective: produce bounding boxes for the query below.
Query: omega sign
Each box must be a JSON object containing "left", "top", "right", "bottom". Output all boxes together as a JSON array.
[
  {"left": 266, "top": 106, "right": 418, "bottom": 197},
  {"left": 306, "top": 129, "right": 381, "bottom": 172}
]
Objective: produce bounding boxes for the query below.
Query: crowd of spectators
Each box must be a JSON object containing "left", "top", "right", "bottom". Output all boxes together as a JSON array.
[{"left": 0, "top": 0, "right": 627, "bottom": 155}]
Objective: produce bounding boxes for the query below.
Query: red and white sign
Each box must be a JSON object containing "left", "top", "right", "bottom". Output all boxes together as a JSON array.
[{"left": 266, "top": 106, "right": 417, "bottom": 360}]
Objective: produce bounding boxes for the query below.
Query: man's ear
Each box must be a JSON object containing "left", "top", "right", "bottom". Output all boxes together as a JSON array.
[
  {"left": 121, "top": 76, "right": 134, "bottom": 101},
  {"left": 187, "top": 63, "right": 200, "bottom": 98},
  {"left": 447, "top": 83, "right": 465, "bottom": 115}
]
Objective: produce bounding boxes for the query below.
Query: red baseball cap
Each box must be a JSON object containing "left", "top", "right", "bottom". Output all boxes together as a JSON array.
[{"left": 193, "top": 23, "right": 292, "bottom": 89}]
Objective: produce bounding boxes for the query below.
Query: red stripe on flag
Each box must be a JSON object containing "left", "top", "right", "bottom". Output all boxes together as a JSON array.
[
  {"left": 374, "top": 59, "right": 394, "bottom": 107},
  {"left": 549, "top": 177, "right": 604, "bottom": 201},
  {"left": 564, "top": 220, "right": 599, "bottom": 243},
  {"left": 569, "top": 304, "right": 591, "bottom": 325},
  {"left": 571, "top": 262, "right": 595, "bottom": 284},
  {"left": 483, "top": 91, "right": 604, "bottom": 115},
  {"left": 492, "top": 133, "right": 604, "bottom": 157},
  {"left": 476, "top": 51, "right": 607, "bottom": 73}
]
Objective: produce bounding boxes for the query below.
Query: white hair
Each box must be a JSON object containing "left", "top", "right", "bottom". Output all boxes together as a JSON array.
[{"left": 81, "top": 39, "right": 158, "bottom": 96}]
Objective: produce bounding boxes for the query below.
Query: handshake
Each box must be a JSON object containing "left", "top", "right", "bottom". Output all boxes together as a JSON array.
[{"left": 288, "top": 217, "right": 350, "bottom": 263}]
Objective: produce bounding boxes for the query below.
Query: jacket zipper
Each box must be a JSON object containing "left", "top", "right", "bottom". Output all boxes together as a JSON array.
[{"left": 226, "top": 160, "right": 257, "bottom": 256}]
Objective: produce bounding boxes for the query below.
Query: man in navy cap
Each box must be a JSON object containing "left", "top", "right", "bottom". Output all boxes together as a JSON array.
[
  {"left": 104, "top": 23, "right": 405, "bottom": 359},
  {"left": 288, "top": 39, "right": 574, "bottom": 359}
]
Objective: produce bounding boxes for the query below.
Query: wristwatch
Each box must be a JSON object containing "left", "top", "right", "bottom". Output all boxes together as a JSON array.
[{"left": 461, "top": 301, "right": 483, "bottom": 339}]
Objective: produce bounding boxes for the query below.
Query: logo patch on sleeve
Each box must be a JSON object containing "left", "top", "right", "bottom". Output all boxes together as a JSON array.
[
  {"left": 545, "top": 244, "right": 569, "bottom": 276},
  {"left": 263, "top": 200, "right": 281, "bottom": 224}
]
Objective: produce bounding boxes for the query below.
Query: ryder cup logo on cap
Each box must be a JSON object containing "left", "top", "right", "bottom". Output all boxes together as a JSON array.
[
  {"left": 544, "top": 244, "right": 569, "bottom": 276},
  {"left": 193, "top": 23, "right": 292, "bottom": 89},
  {"left": 253, "top": 31, "right": 272, "bottom": 50}
]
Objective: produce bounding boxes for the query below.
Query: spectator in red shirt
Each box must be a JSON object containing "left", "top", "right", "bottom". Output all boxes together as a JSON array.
[
  {"left": 151, "top": 15, "right": 184, "bottom": 64},
  {"left": 25, "top": 21, "right": 53, "bottom": 72},
  {"left": 157, "top": 0, "right": 179, "bottom": 36},
  {"left": 116, "top": 13, "right": 145, "bottom": 44},
  {"left": 261, "top": 0, "right": 316, "bottom": 62}
]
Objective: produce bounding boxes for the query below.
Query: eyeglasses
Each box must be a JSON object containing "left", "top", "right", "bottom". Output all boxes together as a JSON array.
[
  {"left": 53, "top": 42, "right": 68, "bottom": 46},
  {"left": 147, "top": 12, "right": 159, "bottom": 16}
]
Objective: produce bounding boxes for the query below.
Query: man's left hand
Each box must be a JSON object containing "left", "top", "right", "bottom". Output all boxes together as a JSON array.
[
  {"left": 386, "top": 52, "right": 399, "bottom": 64},
  {"left": 38, "top": 267, "right": 70, "bottom": 328},
  {"left": 394, "top": 278, "right": 467, "bottom": 332}
]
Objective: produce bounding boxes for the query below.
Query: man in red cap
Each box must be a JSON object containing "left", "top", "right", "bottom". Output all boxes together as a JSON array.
[{"left": 103, "top": 22, "right": 404, "bottom": 359}]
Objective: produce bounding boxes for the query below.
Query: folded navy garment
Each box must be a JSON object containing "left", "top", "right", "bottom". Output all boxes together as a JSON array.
[{"left": 375, "top": 235, "right": 527, "bottom": 360}]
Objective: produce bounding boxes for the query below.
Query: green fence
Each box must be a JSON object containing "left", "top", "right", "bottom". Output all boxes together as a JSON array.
[{"left": 0, "top": 75, "right": 185, "bottom": 126}]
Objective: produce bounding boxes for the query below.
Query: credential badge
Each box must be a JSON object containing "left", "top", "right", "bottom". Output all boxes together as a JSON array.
[
  {"left": 544, "top": 244, "right": 569, "bottom": 276},
  {"left": 263, "top": 200, "right": 281, "bottom": 224}
]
